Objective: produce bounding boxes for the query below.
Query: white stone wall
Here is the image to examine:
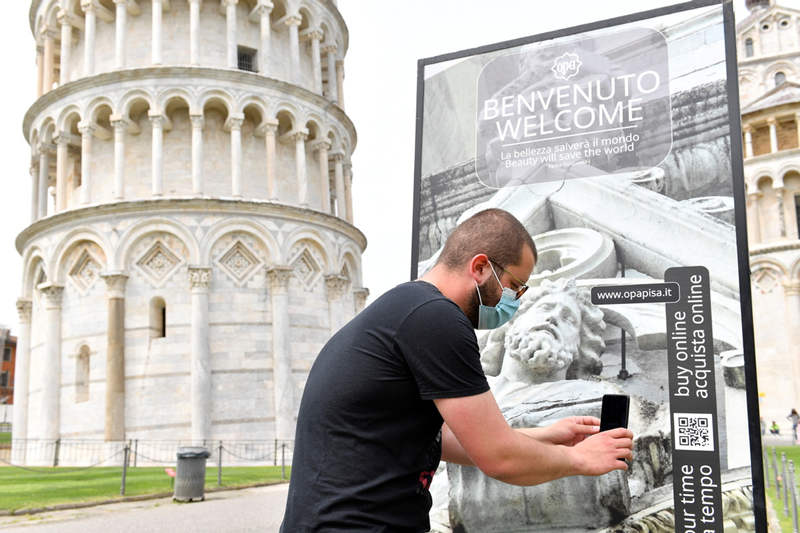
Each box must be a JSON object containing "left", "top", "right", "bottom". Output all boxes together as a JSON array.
[{"left": 17, "top": 202, "right": 364, "bottom": 442}]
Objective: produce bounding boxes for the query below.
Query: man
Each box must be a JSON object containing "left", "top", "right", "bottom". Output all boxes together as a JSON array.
[{"left": 280, "top": 209, "right": 633, "bottom": 532}]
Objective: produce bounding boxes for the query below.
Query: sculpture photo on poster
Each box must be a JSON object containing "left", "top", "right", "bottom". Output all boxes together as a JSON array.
[{"left": 411, "top": 1, "right": 766, "bottom": 531}]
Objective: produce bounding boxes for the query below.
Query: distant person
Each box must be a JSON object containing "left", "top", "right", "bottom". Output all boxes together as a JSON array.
[
  {"left": 761, "top": 416, "right": 766, "bottom": 436},
  {"left": 279, "top": 208, "right": 634, "bottom": 532},
  {"left": 788, "top": 409, "right": 800, "bottom": 443},
  {"left": 770, "top": 420, "right": 780, "bottom": 435}
]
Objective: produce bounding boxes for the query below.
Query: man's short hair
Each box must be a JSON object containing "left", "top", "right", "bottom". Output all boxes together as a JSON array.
[{"left": 437, "top": 209, "right": 537, "bottom": 270}]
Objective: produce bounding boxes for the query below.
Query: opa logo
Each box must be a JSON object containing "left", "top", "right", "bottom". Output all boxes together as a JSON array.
[{"left": 551, "top": 52, "right": 582, "bottom": 81}]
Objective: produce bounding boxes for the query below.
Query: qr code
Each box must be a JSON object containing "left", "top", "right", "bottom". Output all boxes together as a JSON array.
[{"left": 674, "top": 413, "right": 714, "bottom": 451}]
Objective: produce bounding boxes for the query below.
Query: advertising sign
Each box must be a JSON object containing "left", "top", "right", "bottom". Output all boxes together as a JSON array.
[{"left": 412, "top": 1, "right": 765, "bottom": 531}]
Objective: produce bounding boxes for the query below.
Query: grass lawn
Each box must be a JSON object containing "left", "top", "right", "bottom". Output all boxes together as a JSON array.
[
  {"left": 0, "top": 433, "right": 10, "bottom": 444},
  {"left": 0, "top": 465, "right": 290, "bottom": 513},
  {"left": 764, "top": 445, "right": 800, "bottom": 532}
]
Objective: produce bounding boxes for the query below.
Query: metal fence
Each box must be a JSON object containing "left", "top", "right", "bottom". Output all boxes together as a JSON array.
[
  {"left": 2, "top": 438, "right": 294, "bottom": 469},
  {"left": 765, "top": 446, "right": 800, "bottom": 532}
]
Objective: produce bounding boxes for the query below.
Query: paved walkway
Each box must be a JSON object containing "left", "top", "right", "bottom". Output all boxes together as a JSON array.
[{"left": 0, "top": 484, "right": 289, "bottom": 532}]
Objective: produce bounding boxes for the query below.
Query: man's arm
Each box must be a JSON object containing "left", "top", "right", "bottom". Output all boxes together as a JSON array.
[{"left": 434, "top": 392, "right": 632, "bottom": 486}]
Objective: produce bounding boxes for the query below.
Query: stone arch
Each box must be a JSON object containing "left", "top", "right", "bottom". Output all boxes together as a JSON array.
[
  {"left": 198, "top": 89, "right": 234, "bottom": 118},
  {"left": 158, "top": 89, "right": 196, "bottom": 117},
  {"left": 283, "top": 228, "right": 332, "bottom": 272},
  {"left": 751, "top": 257, "right": 789, "bottom": 295},
  {"left": 319, "top": 20, "right": 333, "bottom": 45},
  {"left": 42, "top": 2, "right": 60, "bottom": 35},
  {"left": 40, "top": 118, "right": 57, "bottom": 144},
  {"left": 235, "top": 96, "right": 268, "bottom": 122},
  {"left": 119, "top": 90, "right": 155, "bottom": 120},
  {"left": 241, "top": 101, "right": 266, "bottom": 132},
  {"left": 272, "top": 103, "right": 300, "bottom": 133},
  {"left": 86, "top": 96, "right": 115, "bottom": 124},
  {"left": 270, "top": 0, "right": 289, "bottom": 24},
  {"left": 765, "top": 60, "right": 796, "bottom": 81},
  {"left": 755, "top": 174, "right": 776, "bottom": 192},
  {"left": 57, "top": 105, "right": 83, "bottom": 134},
  {"left": 779, "top": 164, "right": 800, "bottom": 180},
  {"left": 200, "top": 219, "right": 280, "bottom": 265},
  {"left": 339, "top": 249, "right": 361, "bottom": 287},
  {"left": 305, "top": 117, "right": 323, "bottom": 142},
  {"left": 115, "top": 218, "right": 200, "bottom": 270},
  {"left": 790, "top": 257, "right": 800, "bottom": 281},
  {"left": 297, "top": 6, "right": 314, "bottom": 32},
  {"left": 51, "top": 229, "right": 111, "bottom": 285},
  {"left": 22, "top": 249, "right": 48, "bottom": 298}
]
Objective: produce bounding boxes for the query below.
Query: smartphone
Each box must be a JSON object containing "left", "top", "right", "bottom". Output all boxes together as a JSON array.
[{"left": 599, "top": 394, "right": 630, "bottom": 432}]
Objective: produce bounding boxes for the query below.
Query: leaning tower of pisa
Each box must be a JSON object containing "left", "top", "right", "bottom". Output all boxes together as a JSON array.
[{"left": 12, "top": 0, "right": 366, "bottom": 462}]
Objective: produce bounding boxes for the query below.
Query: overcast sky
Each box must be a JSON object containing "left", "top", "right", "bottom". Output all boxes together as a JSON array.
[{"left": 0, "top": 0, "right": 765, "bottom": 334}]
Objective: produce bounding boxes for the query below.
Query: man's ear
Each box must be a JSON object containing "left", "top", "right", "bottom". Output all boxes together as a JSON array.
[{"left": 468, "top": 254, "right": 491, "bottom": 284}]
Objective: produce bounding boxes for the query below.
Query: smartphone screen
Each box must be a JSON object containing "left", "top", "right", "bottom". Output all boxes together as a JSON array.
[{"left": 599, "top": 394, "right": 630, "bottom": 432}]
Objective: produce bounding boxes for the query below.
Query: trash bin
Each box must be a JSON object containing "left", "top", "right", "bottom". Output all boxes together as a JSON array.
[{"left": 174, "top": 447, "right": 210, "bottom": 502}]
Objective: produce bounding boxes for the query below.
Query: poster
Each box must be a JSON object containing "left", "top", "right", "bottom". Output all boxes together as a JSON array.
[{"left": 411, "top": 1, "right": 765, "bottom": 531}]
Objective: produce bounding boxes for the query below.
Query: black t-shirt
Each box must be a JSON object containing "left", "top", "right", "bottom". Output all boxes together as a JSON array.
[{"left": 280, "top": 281, "right": 489, "bottom": 532}]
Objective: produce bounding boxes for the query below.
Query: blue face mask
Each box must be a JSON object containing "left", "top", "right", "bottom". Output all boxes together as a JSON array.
[{"left": 475, "top": 263, "right": 521, "bottom": 330}]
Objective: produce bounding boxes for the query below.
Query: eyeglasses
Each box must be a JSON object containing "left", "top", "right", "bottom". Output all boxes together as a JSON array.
[{"left": 487, "top": 257, "right": 529, "bottom": 300}]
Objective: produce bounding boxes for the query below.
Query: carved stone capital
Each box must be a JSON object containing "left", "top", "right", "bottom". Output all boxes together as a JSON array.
[
  {"left": 257, "top": 120, "right": 279, "bottom": 137},
  {"left": 285, "top": 14, "right": 302, "bottom": 27},
  {"left": 330, "top": 151, "right": 345, "bottom": 163},
  {"left": 78, "top": 122, "right": 96, "bottom": 137},
  {"left": 190, "top": 115, "right": 205, "bottom": 129},
  {"left": 149, "top": 114, "right": 165, "bottom": 128},
  {"left": 324, "top": 274, "right": 349, "bottom": 300},
  {"left": 290, "top": 130, "right": 308, "bottom": 143},
  {"left": 250, "top": 1, "right": 273, "bottom": 19},
  {"left": 767, "top": 117, "right": 777, "bottom": 126},
  {"left": 221, "top": 0, "right": 238, "bottom": 6},
  {"left": 310, "top": 139, "right": 331, "bottom": 153},
  {"left": 16, "top": 299, "right": 32, "bottom": 323},
  {"left": 188, "top": 266, "right": 212, "bottom": 290},
  {"left": 101, "top": 272, "right": 129, "bottom": 298},
  {"left": 38, "top": 283, "right": 64, "bottom": 305},
  {"left": 225, "top": 115, "right": 244, "bottom": 131},
  {"left": 784, "top": 281, "right": 800, "bottom": 296},
  {"left": 322, "top": 43, "right": 338, "bottom": 54},
  {"left": 54, "top": 133, "right": 71, "bottom": 147},
  {"left": 301, "top": 28, "right": 323, "bottom": 42},
  {"left": 353, "top": 287, "right": 369, "bottom": 311},
  {"left": 267, "top": 266, "right": 293, "bottom": 290},
  {"left": 57, "top": 10, "right": 72, "bottom": 27}
]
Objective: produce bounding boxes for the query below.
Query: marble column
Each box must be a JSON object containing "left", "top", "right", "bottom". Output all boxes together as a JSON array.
[
  {"left": 38, "top": 145, "right": 50, "bottom": 218},
  {"left": 795, "top": 114, "right": 800, "bottom": 149},
  {"left": 332, "top": 152, "right": 345, "bottom": 218},
  {"left": 293, "top": 131, "right": 308, "bottom": 206},
  {"left": 58, "top": 13, "right": 73, "bottom": 85},
  {"left": 152, "top": 0, "right": 163, "bottom": 65},
  {"left": 111, "top": 118, "right": 127, "bottom": 199},
  {"left": 150, "top": 114, "right": 164, "bottom": 197},
  {"left": 191, "top": 115, "right": 204, "bottom": 195},
  {"left": 325, "top": 274, "right": 349, "bottom": 335},
  {"left": 228, "top": 115, "right": 244, "bottom": 197},
  {"left": 262, "top": 121, "right": 278, "bottom": 200},
  {"left": 286, "top": 15, "right": 301, "bottom": 79},
  {"left": 43, "top": 29, "right": 56, "bottom": 93},
  {"left": 353, "top": 287, "right": 369, "bottom": 314},
  {"left": 257, "top": 2, "right": 273, "bottom": 74},
  {"left": 39, "top": 284, "right": 64, "bottom": 441},
  {"left": 267, "top": 266, "right": 294, "bottom": 442},
  {"left": 82, "top": 1, "right": 97, "bottom": 77},
  {"left": 783, "top": 281, "right": 800, "bottom": 407},
  {"left": 36, "top": 43, "right": 44, "bottom": 98},
  {"left": 224, "top": 0, "right": 238, "bottom": 69},
  {"left": 309, "top": 30, "right": 323, "bottom": 94},
  {"left": 323, "top": 44, "right": 337, "bottom": 103},
  {"left": 311, "top": 140, "right": 331, "bottom": 213},
  {"left": 113, "top": 0, "right": 128, "bottom": 68},
  {"left": 102, "top": 273, "right": 128, "bottom": 441},
  {"left": 30, "top": 164, "right": 39, "bottom": 223},
  {"left": 776, "top": 185, "right": 787, "bottom": 237},
  {"left": 744, "top": 127, "right": 753, "bottom": 159},
  {"left": 188, "top": 0, "right": 201, "bottom": 65},
  {"left": 747, "top": 192, "right": 762, "bottom": 244},
  {"left": 189, "top": 267, "right": 212, "bottom": 443},
  {"left": 336, "top": 60, "right": 344, "bottom": 108},
  {"left": 55, "top": 134, "right": 69, "bottom": 212},
  {"left": 343, "top": 160, "right": 353, "bottom": 223},
  {"left": 768, "top": 118, "right": 778, "bottom": 153},
  {"left": 11, "top": 299, "right": 32, "bottom": 463},
  {"left": 78, "top": 123, "right": 95, "bottom": 205}
]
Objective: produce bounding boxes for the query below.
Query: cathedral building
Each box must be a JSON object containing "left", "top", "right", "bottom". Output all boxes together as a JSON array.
[
  {"left": 738, "top": 0, "right": 800, "bottom": 425},
  {"left": 12, "top": 0, "right": 366, "bottom": 463}
]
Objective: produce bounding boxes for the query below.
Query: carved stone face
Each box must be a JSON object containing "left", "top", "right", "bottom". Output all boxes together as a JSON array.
[{"left": 504, "top": 291, "right": 582, "bottom": 380}]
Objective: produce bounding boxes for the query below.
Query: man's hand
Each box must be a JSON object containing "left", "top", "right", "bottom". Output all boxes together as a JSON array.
[
  {"left": 567, "top": 427, "right": 634, "bottom": 475},
  {"left": 526, "top": 416, "right": 600, "bottom": 447}
]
